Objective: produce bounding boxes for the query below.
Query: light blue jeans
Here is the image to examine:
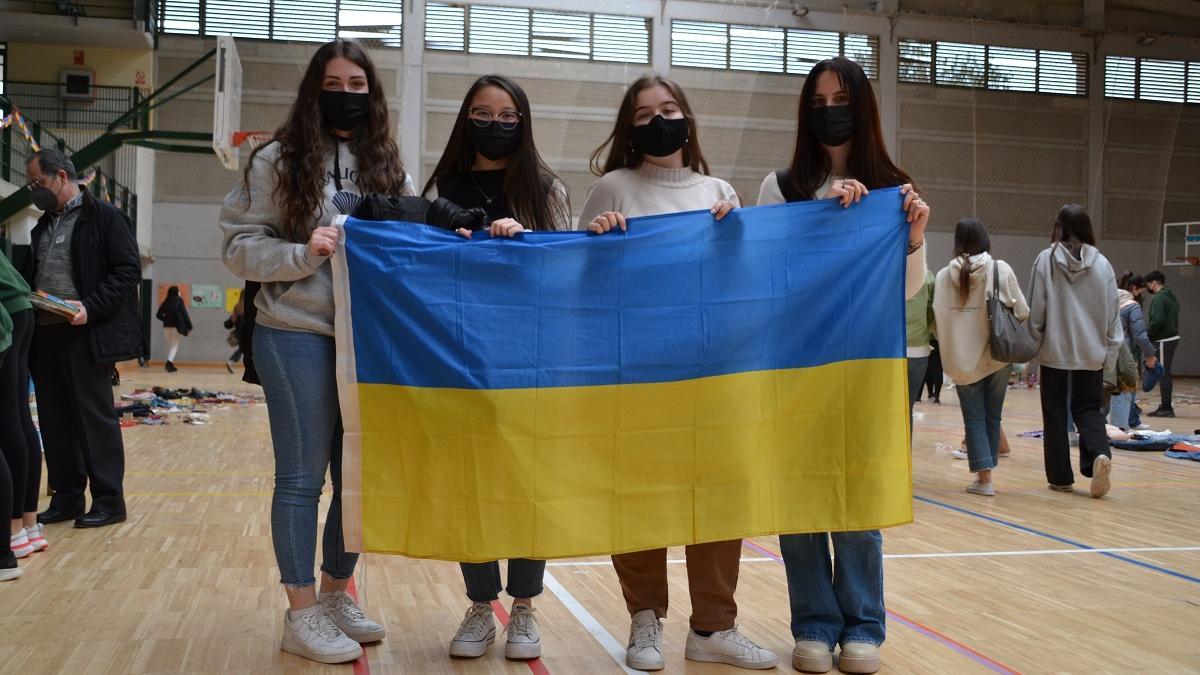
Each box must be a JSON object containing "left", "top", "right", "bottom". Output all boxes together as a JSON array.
[
  {"left": 1108, "top": 391, "right": 1133, "bottom": 430},
  {"left": 255, "top": 324, "right": 357, "bottom": 586},
  {"left": 780, "top": 531, "right": 885, "bottom": 648},
  {"left": 955, "top": 366, "right": 1010, "bottom": 473}
]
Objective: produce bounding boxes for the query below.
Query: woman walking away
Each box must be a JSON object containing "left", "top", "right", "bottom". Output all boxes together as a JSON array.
[
  {"left": 1109, "top": 272, "right": 1156, "bottom": 430},
  {"left": 221, "top": 39, "right": 414, "bottom": 664},
  {"left": 932, "top": 218, "right": 1028, "bottom": 497},
  {"left": 756, "top": 55, "right": 929, "bottom": 675},
  {"left": 155, "top": 286, "right": 191, "bottom": 372},
  {"left": 1028, "top": 204, "right": 1122, "bottom": 498}
]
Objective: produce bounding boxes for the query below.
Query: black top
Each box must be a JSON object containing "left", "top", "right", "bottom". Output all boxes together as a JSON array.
[
  {"left": 156, "top": 295, "right": 192, "bottom": 333},
  {"left": 437, "top": 169, "right": 513, "bottom": 224}
]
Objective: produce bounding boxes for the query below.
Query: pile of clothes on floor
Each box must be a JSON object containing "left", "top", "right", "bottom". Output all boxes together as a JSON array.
[
  {"left": 115, "top": 386, "right": 263, "bottom": 427},
  {"left": 1105, "top": 427, "right": 1200, "bottom": 458}
]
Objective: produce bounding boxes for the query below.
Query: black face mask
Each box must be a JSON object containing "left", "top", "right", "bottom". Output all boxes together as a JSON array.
[
  {"left": 319, "top": 91, "right": 371, "bottom": 132},
  {"left": 30, "top": 184, "right": 59, "bottom": 212},
  {"left": 808, "top": 105, "right": 856, "bottom": 147},
  {"left": 467, "top": 122, "right": 521, "bottom": 161},
  {"left": 631, "top": 115, "right": 689, "bottom": 158}
]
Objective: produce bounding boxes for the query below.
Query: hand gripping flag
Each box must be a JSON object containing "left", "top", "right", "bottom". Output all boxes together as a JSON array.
[{"left": 332, "top": 188, "right": 913, "bottom": 561}]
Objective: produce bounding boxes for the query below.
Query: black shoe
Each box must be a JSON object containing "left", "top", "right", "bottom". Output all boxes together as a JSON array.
[
  {"left": 38, "top": 505, "right": 83, "bottom": 524},
  {"left": 74, "top": 511, "right": 127, "bottom": 528},
  {"left": 165, "top": 361, "right": 178, "bottom": 373},
  {"left": 111, "top": 370, "right": 121, "bottom": 386},
  {"left": 1148, "top": 408, "right": 1175, "bottom": 418}
]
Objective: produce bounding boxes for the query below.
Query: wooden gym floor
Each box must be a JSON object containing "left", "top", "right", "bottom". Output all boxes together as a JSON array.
[{"left": 1, "top": 366, "right": 1197, "bottom": 674}]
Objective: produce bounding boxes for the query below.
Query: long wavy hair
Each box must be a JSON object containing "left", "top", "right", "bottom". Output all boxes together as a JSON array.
[
  {"left": 590, "top": 75, "right": 709, "bottom": 176},
  {"left": 421, "top": 75, "right": 567, "bottom": 231},
  {"left": 785, "top": 57, "right": 913, "bottom": 199},
  {"left": 243, "top": 39, "right": 407, "bottom": 242}
]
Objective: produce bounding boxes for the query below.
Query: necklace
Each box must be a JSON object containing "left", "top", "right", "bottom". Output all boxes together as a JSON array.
[{"left": 468, "top": 170, "right": 502, "bottom": 206}]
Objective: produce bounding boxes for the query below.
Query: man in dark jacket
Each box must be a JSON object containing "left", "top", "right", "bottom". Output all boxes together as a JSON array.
[
  {"left": 1144, "top": 270, "right": 1181, "bottom": 418},
  {"left": 22, "top": 149, "right": 141, "bottom": 528}
]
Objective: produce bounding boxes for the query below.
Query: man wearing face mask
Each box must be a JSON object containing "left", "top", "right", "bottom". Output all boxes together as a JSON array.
[{"left": 21, "top": 149, "right": 141, "bottom": 529}]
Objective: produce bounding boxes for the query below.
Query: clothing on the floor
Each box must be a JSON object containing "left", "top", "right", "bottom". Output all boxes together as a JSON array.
[{"left": 612, "top": 540, "right": 742, "bottom": 632}]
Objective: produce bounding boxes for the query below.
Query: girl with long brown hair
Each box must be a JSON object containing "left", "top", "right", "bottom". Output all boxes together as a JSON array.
[
  {"left": 220, "top": 39, "right": 414, "bottom": 665},
  {"left": 755, "top": 56, "right": 929, "bottom": 675},
  {"left": 580, "top": 75, "right": 777, "bottom": 672}
]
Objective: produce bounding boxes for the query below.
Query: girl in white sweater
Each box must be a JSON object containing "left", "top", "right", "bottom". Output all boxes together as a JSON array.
[
  {"left": 579, "top": 75, "right": 777, "bottom": 673},
  {"left": 755, "top": 56, "right": 929, "bottom": 675},
  {"left": 932, "top": 218, "right": 1029, "bottom": 496}
]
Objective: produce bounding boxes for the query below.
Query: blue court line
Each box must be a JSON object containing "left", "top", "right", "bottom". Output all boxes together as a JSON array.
[{"left": 914, "top": 495, "right": 1200, "bottom": 585}]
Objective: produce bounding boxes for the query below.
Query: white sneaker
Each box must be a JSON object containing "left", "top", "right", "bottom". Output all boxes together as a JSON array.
[
  {"left": 449, "top": 602, "right": 495, "bottom": 658},
  {"left": 0, "top": 561, "right": 21, "bottom": 582},
  {"left": 684, "top": 627, "right": 779, "bottom": 670},
  {"left": 950, "top": 449, "right": 968, "bottom": 460},
  {"left": 10, "top": 528, "right": 34, "bottom": 559},
  {"left": 838, "top": 642, "right": 881, "bottom": 673},
  {"left": 25, "top": 523, "right": 48, "bottom": 552},
  {"left": 280, "top": 605, "right": 363, "bottom": 664},
  {"left": 504, "top": 604, "right": 541, "bottom": 660},
  {"left": 1091, "top": 455, "right": 1112, "bottom": 498},
  {"left": 966, "top": 480, "right": 995, "bottom": 496},
  {"left": 792, "top": 639, "right": 833, "bottom": 672},
  {"left": 626, "top": 609, "right": 665, "bottom": 671},
  {"left": 319, "top": 590, "right": 385, "bottom": 643}
]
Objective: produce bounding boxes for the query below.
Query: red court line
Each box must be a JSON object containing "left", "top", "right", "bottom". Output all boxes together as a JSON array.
[
  {"left": 347, "top": 577, "right": 371, "bottom": 675},
  {"left": 491, "top": 600, "right": 552, "bottom": 675},
  {"left": 740, "top": 540, "right": 1022, "bottom": 675}
]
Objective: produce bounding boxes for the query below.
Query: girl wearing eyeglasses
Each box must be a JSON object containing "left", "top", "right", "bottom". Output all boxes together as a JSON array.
[
  {"left": 423, "top": 74, "right": 571, "bottom": 238},
  {"left": 422, "top": 74, "right": 569, "bottom": 662}
]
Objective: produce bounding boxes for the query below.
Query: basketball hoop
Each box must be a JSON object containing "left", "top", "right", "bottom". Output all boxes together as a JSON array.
[{"left": 232, "top": 131, "right": 274, "bottom": 150}]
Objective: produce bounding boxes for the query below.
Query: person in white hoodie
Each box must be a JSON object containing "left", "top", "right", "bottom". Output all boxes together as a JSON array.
[
  {"left": 1027, "top": 204, "right": 1123, "bottom": 498},
  {"left": 932, "top": 218, "right": 1028, "bottom": 497}
]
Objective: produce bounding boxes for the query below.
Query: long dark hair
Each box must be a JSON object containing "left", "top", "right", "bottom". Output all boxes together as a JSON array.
[
  {"left": 785, "top": 57, "right": 912, "bottom": 199},
  {"left": 590, "top": 75, "right": 709, "bottom": 176},
  {"left": 1052, "top": 204, "right": 1096, "bottom": 246},
  {"left": 953, "top": 217, "right": 991, "bottom": 307},
  {"left": 421, "top": 75, "right": 567, "bottom": 232},
  {"left": 243, "top": 39, "right": 407, "bottom": 243}
]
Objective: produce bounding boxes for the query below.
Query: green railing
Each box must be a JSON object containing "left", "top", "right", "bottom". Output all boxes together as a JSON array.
[{"left": 3, "top": 81, "right": 148, "bottom": 132}]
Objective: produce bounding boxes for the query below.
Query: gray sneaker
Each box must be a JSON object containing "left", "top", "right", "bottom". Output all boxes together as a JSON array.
[
  {"left": 504, "top": 604, "right": 541, "bottom": 660},
  {"left": 319, "top": 590, "right": 385, "bottom": 643},
  {"left": 966, "top": 480, "right": 995, "bottom": 496},
  {"left": 280, "top": 605, "right": 363, "bottom": 664},
  {"left": 449, "top": 602, "right": 496, "bottom": 658}
]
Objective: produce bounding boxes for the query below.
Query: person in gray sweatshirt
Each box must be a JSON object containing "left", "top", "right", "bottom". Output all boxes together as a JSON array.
[
  {"left": 220, "top": 39, "right": 414, "bottom": 665},
  {"left": 1027, "top": 204, "right": 1122, "bottom": 498}
]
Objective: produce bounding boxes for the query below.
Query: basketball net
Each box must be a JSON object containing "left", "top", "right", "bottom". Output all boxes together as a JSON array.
[{"left": 232, "top": 131, "right": 274, "bottom": 150}]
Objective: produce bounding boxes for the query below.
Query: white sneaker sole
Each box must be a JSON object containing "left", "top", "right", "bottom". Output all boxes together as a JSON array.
[
  {"left": 626, "top": 652, "right": 665, "bottom": 671},
  {"left": 280, "top": 636, "right": 363, "bottom": 664},
  {"left": 449, "top": 629, "right": 495, "bottom": 658},
  {"left": 838, "top": 652, "right": 880, "bottom": 674},
  {"left": 505, "top": 639, "right": 542, "bottom": 660},
  {"left": 12, "top": 544, "right": 34, "bottom": 559},
  {"left": 1091, "top": 456, "right": 1112, "bottom": 498},
  {"left": 0, "top": 566, "right": 22, "bottom": 582},
  {"left": 343, "top": 626, "right": 386, "bottom": 644},
  {"left": 684, "top": 646, "right": 779, "bottom": 670}
]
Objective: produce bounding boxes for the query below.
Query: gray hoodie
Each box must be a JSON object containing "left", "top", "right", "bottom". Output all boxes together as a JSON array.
[
  {"left": 220, "top": 140, "right": 414, "bottom": 337},
  {"left": 1027, "top": 242, "right": 1123, "bottom": 371}
]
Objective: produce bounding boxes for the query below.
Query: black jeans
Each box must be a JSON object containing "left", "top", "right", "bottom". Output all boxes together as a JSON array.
[
  {"left": 1039, "top": 366, "right": 1109, "bottom": 486},
  {"left": 1155, "top": 339, "right": 1178, "bottom": 410},
  {"left": 460, "top": 559, "right": 546, "bottom": 603},
  {"left": 0, "top": 310, "right": 41, "bottom": 518},
  {"left": 30, "top": 322, "right": 126, "bottom": 515}
]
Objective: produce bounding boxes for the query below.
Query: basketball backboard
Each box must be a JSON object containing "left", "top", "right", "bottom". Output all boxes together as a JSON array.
[
  {"left": 213, "top": 36, "right": 243, "bottom": 171},
  {"left": 1162, "top": 222, "right": 1199, "bottom": 268}
]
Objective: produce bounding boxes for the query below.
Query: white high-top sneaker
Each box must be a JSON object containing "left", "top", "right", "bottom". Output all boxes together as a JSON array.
[
  {"left": 319, "top": 590, "right": 386, "bottom": 643},
  {"left": 504, "top": 604, "right": 541, "bottom": 660},
  {"left": 449, "top": 602, "right": 496, "bottom": 658},
  {"left": 280, "top": 605, "right": 363, "bottom": 664},
  {"left": 684, "top": 626, "right": 779, "bottom": 669},
  {"left": 626, "top": 609, "right": 665, "bottom": 671}
]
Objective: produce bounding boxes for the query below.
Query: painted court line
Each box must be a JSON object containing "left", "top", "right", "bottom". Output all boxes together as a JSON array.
[
  {"left": 346, "top": 577, "right": 371, "bottom": 675},
  {"left": 542, "top": 570, "right": 641, "bottom": 674},
  {"left": 915, "top": 495, "right": 1200, "bottom": 585},
  {"left": 491, "top": 600, "right": 553, "bottom": 675},
  {"left": 740, "top": 540, "right": 1022, "bottom": 675}
]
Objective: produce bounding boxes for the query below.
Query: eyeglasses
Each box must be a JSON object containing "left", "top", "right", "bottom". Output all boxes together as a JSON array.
[
  {"left": 25, "top": 175, "right": 56, "bottom": 189},
  {"left": 469, "top": 108, "right": 521, "bottom": 130}
]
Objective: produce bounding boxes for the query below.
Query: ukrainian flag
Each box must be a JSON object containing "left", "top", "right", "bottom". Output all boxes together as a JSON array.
[{"left": 332, "top": 188, "right": 912, "bottom": 562}]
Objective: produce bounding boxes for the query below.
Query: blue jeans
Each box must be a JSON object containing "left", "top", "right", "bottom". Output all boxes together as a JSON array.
[
  {"left": 955, "top": 366, "right": 1010, "bottom": 473},
  {"left": 460, "top": 559, "right": 546, "bottom": 603},
  {"left": 1109, "top": 391, "right": 1133, "bottom": 430},
  {"left": 780, "top": 531, "right": 885, "bottom": 648},
  {"left": 255, "top": 325, "right": 357, "bottom": 586}
]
